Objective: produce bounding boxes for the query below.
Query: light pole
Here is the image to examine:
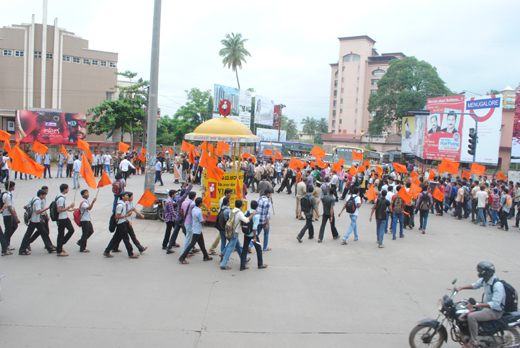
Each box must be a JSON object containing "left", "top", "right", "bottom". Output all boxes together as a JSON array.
[{"left": 277, "top": 104, "right": 286, "bottom": 141}]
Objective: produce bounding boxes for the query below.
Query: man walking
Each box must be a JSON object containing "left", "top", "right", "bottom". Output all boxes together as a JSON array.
[
  {"left": 57, "top": 152, "right": 66, "bottom": 178},
  {"left": 339, "top": 187, "right": 361, "bottom": 245},
  {"left": 295, "top": 179, "right": 306, "bottom": 219},
  {"left": 257, "top": 188, "right": 272, "bottom": 251},
  {"left": 474, "top": 185, "right": 488, "bottom": 227},
  {"left": 18, "top": 189, "right": 54, "bottom": 255},
  {"left": 390, "top": 185, "right": 405, "bottom": 239},
  {"left": 119, "top": 156, "right": 135, "bottom": 180},
  {"left": 318, "top": 187, "right": 340, "bottom": 242},
  {"left": 55, "top": 184, "right": 75, "bottom": 257},
  {"left": 178, "top": 198, "right": 213, "bottom": 264},
  {"left": 296, "top": 186, "right": 319, "bottom": 243},
  {"left": 103, "top": 192, "right": 139, "bottom": 259},
  {"left": 2, "top": 182, "right": 19, "bottom": 252},
  {"left": 103, "top": 151, "right": 112, "bottom": 175},
  {"left": 43, "top": 151, "right": 52, "bottom": 178},
  {"left": 77, "top": 189, "right": 97, "bottom": 253},
  {"left": 73, "top": 155, "right": 81, "bottom": 189},
  {"left": 369, "top": 190, "right": 391, "bottom": 248},
  {"left": 219, "top": 199, "right": 253, "bottom": 270},
  {"left": 66, "top": 151, "right": 74, "bottom": 178},
  {"left": 241, "top": 200, "right": 267, "bottom": 270},
  {"left": 155, "top": 158, "right": 164, "bottom": 186}
]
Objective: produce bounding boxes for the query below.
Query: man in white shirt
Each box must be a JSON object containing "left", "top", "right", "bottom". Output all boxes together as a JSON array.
[
  {"left": 77, "top": 189, "right": 97, "bottom": 252},
  {"left": 91, "top": 153, "right": 98, "bottom": 177},
  {"left": 155, "top": 158, "right": 164, "bottom": 186},
  {"left": 57, "top": 152, "right": 66, "bottom": 178},
  {"left": 385, "top": 186, "right": 395, "bottom": 233},
  {"left": 339, "top": 186, "right": 362, "bottom": 244},
  {"left": 103, "top": 192, "right": 139, "bottom": 259},
  {"left": 73, "top": 155, "right": 82, "bottom": 189},
  {"left": 103, "top": 151, "right": 112, "bottom": 176},
  {"left": 66, "top": 151, "right": 74, "bottom": 178},
  {"left": 43, "top": 151, "right": 52, "bottom": 179},
  {"left": 56, "top": 184, "right": 75, "bottom": 257},
  {"left": 474, "top": 185, "right": 489, "bottom": 227},
  {"left": 0, "top": 151, "right": 10, "bottom": 183},
  {"left": 119, "top": 156, "right": 135, "bottom": 180},
  {"left": 330, "top": 171, "right": 340, "bottom": 202},
  {"left": 2, "top": 182, "right": 20, "bottom": 251},
  {"left": 18, "top": 189, "right": 54, "bottom": 254}
]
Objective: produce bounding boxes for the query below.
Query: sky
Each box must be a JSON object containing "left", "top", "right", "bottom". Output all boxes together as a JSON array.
[{"left": 1, "top": 0, "right": 519, "bottom": 130}]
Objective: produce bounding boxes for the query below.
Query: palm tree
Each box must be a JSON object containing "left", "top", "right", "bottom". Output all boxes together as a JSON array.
[
  {"left": 301, "top": 117, "right": 317, "bottom": 135},
  {"left": 318, "top": 118, "right": 328, "bottom": 134},
  {"left": 219, "top": 33, "right": 251, "bottom": 89}
]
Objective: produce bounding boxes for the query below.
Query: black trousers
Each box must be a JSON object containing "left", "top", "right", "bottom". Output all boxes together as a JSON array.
[
  {"left": 434, "top": 199, "right": 443, "bottom": 215},
  {"left": 241, "top": 234, "right": 263, "bottom": 269},
  {"left": 179, "top": 233, "right": 209, "bottom": 260},
  {"left": 318, "top": 214, "right": 339, "bottom": 240},
  {"left": 471, "top": 198, "right": 478, "bottom": 221},
  {"left": 330, "top": 184, "right": 339, "bottom": 201},
  {"left": 3, "top": 215, "right": 18, "bottom": 247},
  {"left": 105, "top": 222, "right": 134, "bottom": 256},
  {"left": 114, "top": 223, "right": 143, "bottom": 252},
  {"left": 277, "top": 177, "right": 290, "bottom": 193},
  {"left": 341, "top": 185, "right": 352, "bottom": 200},
  {"left": 297, "top": 215, "right": 314, "bottom": 239},
  {"left": 163, "top": 221, "right": 175, "bottom": 248},
  {"left": 20, "top": 221, "right": 54, "bottom": 252},
  {"left": 57, "top": 218, "right": 74, "bottom": 253},
  {"left": 168, "top": 221, "right": 186, "bottom": 249},
  {"left": 500, "top": 210, "right": 509, "bottom": 230},
  {"left": 79, "top": 221, "right": 94, "bottom": 251},
  {"left": 456, "top": 202, "right": 463, "bottom": 219},
  {"left": 404, "top": 205, "right": 414, "bottom": 227},
  {"left": 66, "top": 163, "right": 73, "bottom": 177},
  {"left": 29, "top": 215, "right": 53, "bottom": 246}
]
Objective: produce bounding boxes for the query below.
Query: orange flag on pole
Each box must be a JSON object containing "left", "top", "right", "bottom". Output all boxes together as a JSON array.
[
  {"left": 397, "top": 186, "right": 412, "bottom": 204},
  {"left": 332, "top": 162, "right": 342, "bottom": 172},
  {"left": 200, "top": 141, "right": 214, "bottom": 154},
  {"left": 349, "top": 166, "right": 358, "bottom": 176},
  {"left": 433, "top": 187, "right": 444, "bottom": 201},
  {"left": 366, "top": 184, "right": 377, "bottom": 201},
  {"left": 497, "top": 172, "right": 507, "bottom": 181},
  {"left": 138, "top": 154, "right": 146, "bottom": 162},
  {"left": 0, "top": 130, "right": 10, "bottom": 143},
  {"left": 393, "top": 162, "right": 408, "bottom": 173},
  {"left": 61, "top": 144, "right": 69, "bottom": 157},
  {"left": 11, "top": 146, "right": 44, "bottom": 177},
  {"left": 364, "top": 160, "right": 371, "bottom": 169},
  {"left": 410, "top": 170, "right": 418, "bottom": 178},
  {"left": 199, "top": 151, "right": 217, "bottom": 169},
  {"left": 264, "top": 149, "right": 273, "bottom": 156},
  {"left": 409, "top": 184, "right": 422, "bottom": 199},
  {"left": 440, "top": 158, "right": 460, "bottom": 175},
  {"left": 141, "top": 148, "right": 147, "bottom": 154},
  {"left": 411, "top": 176, "right": 422, "bottom": 186},
  {"left": 428, "top": 169, "right": 436, "bottom": 181},
  {"left": 138, "top": 189, "right": 157, "bottom": 208},
  {"left": 80, "top": 153, "right": 96, "bottom": 189},
  {"left": 462, "top": 171, "right": 471, "bottom": 179},
  {"left": 375, "top": 166, "right": 383, "bottom": 174},
  {"left": 310, "top": 146, "right": 326, "bottom": 159},
  {"left": 470, "top": 163, "right": 486, "bottom": 176},
  {"left": 217, "top": 141, "right": 230, "bottom": 154},
  {"left": 4, "top": 141, "right": 11, "bottom": 153},
  {"left": 173, "top": 165, "right": 181, "bottom": 179},
  {"left": 118, "top": 142, "right": 130, "bottom": 153},
  {"left": 181, "top": 140, "right": 193, "bottom": 152},
  {"left": 188, "top": 147, "right": 195, "bottom": 164},
  {"left": 77, "top": 139, "right": 93, "bottom": 162},
  {"left": 236, "top": 175, "right": 242, "bottom": 199},
  {"left": 97, "top": 170, "right": 112, "bottom": 188},
  {"left": 352, "top": 151, "right": 363, "bottom": 161},
  {"left": 207, "top": 163, "right": 225, "bottom": 183},
  {"left": 203, "top": 188, "right": 212, "bottom": 211},
  {"left": 274, "top": 151, "right": 283, "bottom": 160},
  {"left": 32, "top": 141, "right": 48, "bottom": 156}
]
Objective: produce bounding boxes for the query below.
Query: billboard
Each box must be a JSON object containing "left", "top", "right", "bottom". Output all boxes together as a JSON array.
[
  {"left": 413, "top": 115, "right": 426, "bottom": 159},
  {"left": 212, "top": 84, "right": 252, "bottom": 126},
  {"left": 401, "top": 116, "right": 415, "bottom": 153},
  {"left": 256, "top": 127, "right": 286, "bottom": 142},
  {"left": 511, "top": 91, "right": 520, "bottom": 163},
  {"left": 15, "top": 110, "right": 87, "bottom": 144},
  {"left": 254, "top": 95, "right": 274, "bottom": 126},
  {"left": 273, "top": 105, "right": 282, "bottom": 130}
]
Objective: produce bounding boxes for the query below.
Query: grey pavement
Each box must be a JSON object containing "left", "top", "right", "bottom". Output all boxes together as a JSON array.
[{"left": 1, "top": 172, "right": 519, "bottom": 348}]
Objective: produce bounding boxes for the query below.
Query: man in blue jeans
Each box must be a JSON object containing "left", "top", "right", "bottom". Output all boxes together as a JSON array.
[
  {"left": 220, "top": 199, "right": 255, "bottom": 270},
  {"left": 390, "top": 185, "right": 405, "bottom": 239},
  {"left": 256, "top": 189, "right": 272, "bottom": 251},
  {"left": 339, "top": 187, "right": 362, "bottom": 245},
  {"left": 369, "top": 190, "right": 390, "bottom": 248}
]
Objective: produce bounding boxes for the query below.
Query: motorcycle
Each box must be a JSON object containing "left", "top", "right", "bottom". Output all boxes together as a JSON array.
[
  {"left": 409, "top": 278, "right": 520, "bottom": 348},
  {"left": 152, "top": 189, "right": 181, "bottom": 222}
]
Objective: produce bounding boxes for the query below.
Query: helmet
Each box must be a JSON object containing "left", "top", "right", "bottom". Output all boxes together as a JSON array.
[{"left": 477, "top": 261, "right": 495, "bottom": 278}]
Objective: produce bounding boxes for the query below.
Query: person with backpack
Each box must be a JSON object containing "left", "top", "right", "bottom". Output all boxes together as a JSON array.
[
  {"left": 110, "top": 192, "right": 147, "bottom": 254},
  {"left": 296, "top": 185, "right": 319, "bottom": 243},
  {"left": 28, "top": 186, "right": 55, "bottom": 250},
  {"left": 178, "top": 197, "right": 213, "bottom": 264},
  {"left": 390, "top": 185, "right": 405, "bottom": 239},
  {"left": 403, "top": 182, "right": 415, "bottom": 229},
  {"left": 369, "top": 189, "right": 391, "bottom": 248},
  {"left": 0, "top": 151, "right": 10, "bottom": 183},
  {"left": 220, "top": 199, "right": 255, "bottom": 270},
  {"left": 180, "top": 191, "right": 198, "bottom": 257},
  {"left": 318, "top": 187, "right": 340, "bottom": 243},
  {"left": 166, "top": 180, "right": 194, "bottom": 251},
  {"left": 54, "top": 184, "right": 75, "bottom": 257},
  {"left": 112, "top": 173, "right": 126, "bottom": 213},
  {"left": 2, "top": 181, "right": 19, "bottom": 252},
  {"left": 498, "top": 187, "right": 511, "bottom": 231},
  {"left": 76, "top": 189, "right": 97, "bottom": 253},
  {"left": 208, "top": 189, "right": 233, "bottom": 255},
  {"left": 103, "top": 192, "right": 139, "bottom": 259},
  {"left": 18, "top": 189, "right": 54, "bottom": 255},
  {"left": 416, "top": 185, "right": 433, "bottom": 234},
  {"left": 163, "top": 189, "right": 179, "bottom": 254},
  {"left": 339, "top": 186, "right": 362, "bottom": 245},
  {"left": 454, "top": 261, "right": 508, "bottom": 348},
  {"left": 240, "top": 200, "right": 267, "bottom": 270}
]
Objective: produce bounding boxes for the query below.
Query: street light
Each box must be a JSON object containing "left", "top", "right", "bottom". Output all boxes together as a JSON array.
[{"left": 277, "top": 104, "right": 286, "bottom": 141}]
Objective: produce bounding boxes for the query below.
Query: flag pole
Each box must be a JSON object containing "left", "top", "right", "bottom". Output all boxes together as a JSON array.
[{"left": 95, "top": 188, "right": 100, "bottom": 199}]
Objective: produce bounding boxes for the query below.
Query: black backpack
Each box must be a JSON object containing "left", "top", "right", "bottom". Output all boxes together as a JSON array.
[
  {"left": 346, "top": 195, "right": 357, "bottom": 214},
  {"left": 109, "top": 202, "right": 124, "bottom": 233},
  {"left": 492, "top": 278, "right": 518, "bottom": 313},
  {"left": 24, "top": 197, "right": 36, "bottom": 226},
  {"left": 301, "top": 194, "right": 312, "bottom": 214},
  {"left": 420, "top": 193, "right": 431, "bottom": 211},
  {"left": 375, "top": 198, "right": 387, "bottom": 220},
  {"left": 241, "top": 211, "right": 253, "bottom": 234},
  {"left": 49, "top": 195, "right": 62, "bottom": 222},
  {"left": 215, "top": 207, "right": 227, "bottom": 231}
]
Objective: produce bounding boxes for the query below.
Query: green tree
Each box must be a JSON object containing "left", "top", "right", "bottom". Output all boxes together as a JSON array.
[
  {"left": 219, "top": 33, "right": 251, "bottom": 89},
  {"left": 364, "top": 143, "right": 375, "bottom": 151},
  {"left": 486, "top": 89, "right": 500, "bottom": 95},
  {"left": 281, "top": 115, "right": 298, "bottom": 140},
  {"left": 301, "top": 116, "right": 318, "bottom": 135},
  {"left": 87, "top": 70, "right": 148, "bottom": 147},
  {"left": 368, "top": 57, "right": 453, "bottom": 135}
]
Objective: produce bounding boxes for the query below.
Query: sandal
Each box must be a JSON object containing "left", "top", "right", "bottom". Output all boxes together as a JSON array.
[
  {"left": 19, "top": 251, "right": 31, "bottom": 255},
  {"left": 240, "top": 266, "right": 249, "bottom": 271},
  {"left": 179, "top": 259, "right": 189, "bottom": 264},
  {"left": 173, "top": 243, "right": 180, "bottom": 248},
  {"left": 220, "top": 266, "right": 231, "bottom": 270},
  {"left": 129, "top": 254, "right": 139, "bottom": 259},
  {"left": 103, "top": 252, "right": 114, "bottom": 258},
  {"left": 140, "top": 247, "right": 148, "bottom": 253},
  {"left": 209, "top": 251, "right": 218, "bottom": 255},
  {"left": 203, "top": 257, "right": 213, "bottom": 261},
  {"left": 80, "top": 249, "right": 90, "bottom": 253},
  {"left": 57, "top": 252, "right": 69, "bottom": 257},
  {"left": 258, "top": 264, "right": 268, "bottom": 269},
  {"left": 166, "top": 250, "right": 175, "bottom": 254},
  {"left": 263, "top": 248, "right": 272, "bottom": 251},
  {"left": 1, "top": 251, "right": 13, "bottom": 256}
]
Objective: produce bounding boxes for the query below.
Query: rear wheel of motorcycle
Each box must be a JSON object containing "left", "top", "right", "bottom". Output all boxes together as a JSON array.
[
  {"left": 157, "top": 205, "right": 165, "bottom": 222},
  {"left": 409, "top": 325, "right": 446, "bottom": 348},
  {"left": 503, "top": 327, "right": 520, "bottom": 348}
]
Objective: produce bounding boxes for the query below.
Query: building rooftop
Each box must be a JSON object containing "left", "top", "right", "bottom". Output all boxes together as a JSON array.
[
  {"left": 338, "top": 35, "right": 376, "bottom": 44},
  {"left": 321, "top": 133, "right": 362, "bottom": 142}
]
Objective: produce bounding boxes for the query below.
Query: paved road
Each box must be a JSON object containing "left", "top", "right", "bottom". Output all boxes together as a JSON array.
[{"left": 1, "top": 173, "right": 519, "bottom": 347}]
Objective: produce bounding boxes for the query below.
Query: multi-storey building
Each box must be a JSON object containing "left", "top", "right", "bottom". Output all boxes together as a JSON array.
[{"left": 500, "top": 85, "right": 516, "bottom": 110}]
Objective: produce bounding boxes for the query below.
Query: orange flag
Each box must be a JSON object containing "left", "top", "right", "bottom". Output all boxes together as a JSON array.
[
  {"left": 375, "top": 166, "right": 383, "bottom": 174},
  {"left": 397, "top": 186, "right": 412, "bottom": 204},
  {"left": 11, "top": 146, "right": 44, "bottom": 177},
  {"left": 274, "top": 151, "right": 283, "bottom": 160},
  {"left": 61, "top": 144, "right": 69, "bottom": 157},
  {"left": 236, "top": 175, "right": 242, "bottom": 199},
  {"left": 433, "top": 187, "right": 444, "bottom": 201},
  {"left": 332, "top": 162, "right": 342, "bottom": 172},
  {"left": 310, "top": 161, "right": 316, "bottom": 168},
  {"left": 200, "top": 141, "right": 214, "bottom": 154},
  {"left": 366, "top": 184, "right": 377, "bottom": 201},
  {"left": 288, "top": 157, "right": 300, "bottom": 171},
  {"left": 167, "top": 148, "right": 173, "bottom": 155},
  {"left": 97, "top": 170, "right": 112, "bottom": 188},
  {"left": 349, "top": 166, "right": 358, "bottom": 176},
  {"left": 199, "top": 151, "right": 217, "bottom": 169},
  {"left": 411, "top": 176, "right": 421, "bottom": 186},
  {"left": 250, "top": 156, "right": 256, "bottom": 164},
  {"left": 428, "top": 169, "right": 436, "bottom": 181},
  {"left": 32, "top": 141, "right": 48, "bottom": 156},
  {"left": 357, "top": 165, "right": 366, "bottom": 173},
  {"left": 141, "top": 148, "right": 147, "bottom": 154},
  {"left": 138, "top": 154, "right": 146, "bottom": 162},
  {"left": 462, "top": 171, "right": 471, "bottom": 179},
  {"left": 118, "top": 142, "right": 130, "bottom": 153},
  {"left": 440, "top": 158, "right": 460, "bottom": 175},
  {"left": 338, "top": 158, "right": 345, "bottom": 166},
  {"left": 364, "top": 160, "right": 371, "bottom": 169},
  {"left": 80, "top": 153, "right": 96, "bottom": 189},
  {"left": 264, "top": 149, "right": 273, "bottom": 156},
  {"left": 78, "top": 139, "right": 93, "bottom": 162},
  {"left": 410, "top": 170, "right": 418, "bottom": 178},
  {"left": 0, "top": 130, "right": 10, "bottom": 143},
  {"left": 188, "top": 147, "right": 195, "bottom": 164},
  {"left": 497, "top": 172, "right": 507, "bottom": 181},
  {"left": 242, "top": 152, "right": 252, "bottom": 159},
  {"left": 181, "top": 140, "right": 193, "bottom": 152},
  {"left": 470, "top": 163, "right": 486, "bottom": 176},
  {"left": 4, "top": 141, "right": 11, "bottom": 153},
  {"left": 316, "top": 159, "right": 327, "bottom": 169},
  {"left": 409, "top": 184, "right": 422, "bottom": 199},
  {"left": 203, "top": 188, "right": 212, "bottom": 211},
  {"left": 207, "top": 163, "right": 225, "bottom": 183},
  {"left": 352, "top": 151, "right": 363, "bottom": 161},
  {"left": 437, "top": 164, "right": 445, "bottom": 174},
  {"left": 173, "top": 165, "right": 181, "bottom": 179},
  {"left": 217, "top": 142, "right": 230, "bottom": 154},
  {"left": 310, "top": 146, "right": 326, "bottom": 159},
  {"left": 138, "top": 189, "right": 157, "bottom": 208},
  {"left": 194, "top": 149, "right": 200, "bottom": 157},
  {"left": 392, "top": 162, "right": 408, "bottom": 173}
]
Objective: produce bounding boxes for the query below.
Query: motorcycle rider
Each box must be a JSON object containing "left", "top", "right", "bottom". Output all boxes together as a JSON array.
[{"left": 454, "top": 261, "right": 506, "bottom": 348}]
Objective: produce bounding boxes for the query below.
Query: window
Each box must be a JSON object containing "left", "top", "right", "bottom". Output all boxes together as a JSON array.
[
  {"left": 3, "top": 50, "right": 13, "bottom": 56},
  {"left": 15, "top": 50, "right": 24, "bottom": 57},
  {"left": 340, "top": 109, "right": 343, "bottom": 114},
  {"left": 373, "top": 69, "right": 386, "bottom": 76},
  {"left": 341, "top": 98, "right": 343, "bottom": 104},
  {"left": 83, "top": 58, "right": 90, "bottom": 65},
  {"left": 63, "top": 55, "right": 70, "bottom": 62},
  {"left": 357, "top": 77, "right": 359, "bottom": 82},
  {"left": 356, "top": 98, "right": 358, "bottom": 104},
  {"left": 109, "top": 62, "right": 117, "bottom": 68},
  {"left": 332, "top": 120, "right": 336, "bottom": 127},
  {"left": 333, "top": 110, "right": 336, "bottom": 116},
  {"left": 371, "top": 89, "right": 377, "bottom": 94},
  {"left": 333, "top": 100, "right": 337, "bottom": 107},
  {"left": 507, "top": 97, "right": 514, "bottom": 103},
  {"left": 72, "top": 57, "right": 80, "bottom": 63},
  {"left": 100, "top": 61, "right": 107, "bottom": 67},
  {"left": 106, "top": 92, "right": 115, "bottom": 101},
  {"left": 46, "top": 53, "right": 53, "bottom": 59},
  {"left": 34, "top": 51, "right": 41, "bottom": 58},
  {"left": 332, "top": 129, "right": 335, "bottom": 133},
  {"left": 356, "top": 88, "right": 359, "bottom": 93},
  {"left": 371, "top": 79, "right": 378, "bottom": 86},
  {"left": 343, "top": 53, "right": 360, "bottom": 62},
  {"left": 335, "top": 71, "right": 338, "bottom": 77},
  {"left": 342, "top": 77, "right": 344, "bottom": 82},
  {"left": 334, "top": 90, "right": 337, "bottom": 97},
  {"left": 507, "top": 104, "right": 514, "bottom": 109},
  {"left": 341, "top": 88, "right": 344, "bottom": 93},
  {"left": 339, "top": 119, "right": 342, "bottom": 124},
  {"left": 334, "top": 80, "right": 338, "bottom": 87},
  {"left": 355, "top": 119, "right": 357, "bottom": 125},
  {"left": 342, "top": 66, "right": 345, "bottom": 71},
  {"left": 92, "top": 60, "right": 99, "bottom": 66}
]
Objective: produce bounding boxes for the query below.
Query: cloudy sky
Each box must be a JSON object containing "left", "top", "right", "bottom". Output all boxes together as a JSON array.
[{"left": 2, "top": 0, "right": 519, "bottom": 130}]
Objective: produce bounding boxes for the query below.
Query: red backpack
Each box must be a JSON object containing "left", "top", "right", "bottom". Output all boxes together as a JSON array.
[
  {"left": 112, "top": 180, "right": 123, "bottom": 194},
  {"left": 73, "top": 201, "right": 87, "bottom": 227}
]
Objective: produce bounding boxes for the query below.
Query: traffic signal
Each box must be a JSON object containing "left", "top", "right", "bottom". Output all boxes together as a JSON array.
[{"left": 468, "top": 128, "right": 477, "bottom": 156}]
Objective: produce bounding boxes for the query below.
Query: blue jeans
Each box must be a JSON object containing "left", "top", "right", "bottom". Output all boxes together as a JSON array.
[
  {"left": 385, "top": 212, "right": 393, "bottom": 233},
  {"left": 104, "top": 164, "right": 111, "bottom": 174},
  {"left": 339, "top": 180, "right": 344, "bottom": 193},
  {"left": 57, "top": 164, "right": 63, "bottom": 178},
  {"left": 73, "top": 171, "right": 79, "bottom": 188},
  {"left": 112, "top": 195, "right": 119, "bottom": 213},
  {"left": 257, "top": 223, "right": 270, "bottom": 251},
  {"left": 181, "top": 224, "right": 193, "bottom": 255},
  {"left": 376, "top": 219, "right": 386, "bottom": 245},
  {"left": 276, "top": 172, "right": 281, "bottom": 184},
  {"left": 391, "top": 212, "right": 404, "bottom": 238},
  {"left": 475, "top": 207, "right": 486, "bottom": 226},
  {"left": 44, "top": 164, "right": 51, "bottom": 178},
  {"left": 491, "top": 209, "right": 498, "bottom": 225},
  {"left": 343, "top": 215, "right": 358, "bottom": 240},
  {"left": 218, "top": 229, "right": 227, "bottom": 254},
  {"left": 419, "top": 210, "right": 429, "bottom": 231},
  {"left": 155, "top": 170, "right": 163, "bottom": 185},
  {"left": 220, "top": 232, "right": 243, "bottom": 267}
]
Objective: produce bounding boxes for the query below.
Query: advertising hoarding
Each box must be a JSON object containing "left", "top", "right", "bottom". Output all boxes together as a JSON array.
[
  {"left": 212, "top": 84, "right": 252, "bottom": 126},
  {"left": 254, "top": 95, "right": 274, "bottom": 126},
  {"left": 413, "top": 115, "right": 426, "bottom": 159},
  {"left": 401, "top": 116, "right": 415, "bottom": 153},
  {"left": 273, "top": 105, "right": 282, "bottom": 130},
  {"left": 256, "top": 127, "right": 286, "bottom": 142},
  {"left": 511, "top": 91, "right": 520, "bottom": 163},
  {"left": 15, "top": 110, "right": 87, "bottom": 144}
]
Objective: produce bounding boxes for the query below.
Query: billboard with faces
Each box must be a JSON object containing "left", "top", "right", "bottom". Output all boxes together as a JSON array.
[{"left": 15, "top": 110, "right": 87, "bottom": 144}]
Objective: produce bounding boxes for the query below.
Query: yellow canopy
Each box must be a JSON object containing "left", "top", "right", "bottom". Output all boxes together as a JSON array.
[{"left": 185, "top": 117, "right": 260, "bottom": 143}]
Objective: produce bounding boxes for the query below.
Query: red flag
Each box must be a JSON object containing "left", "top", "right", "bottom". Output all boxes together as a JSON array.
[
  {"left": 11, "top": 146, "right": 44, "bottom": 177},
  {"left": 78, "top": 139, "right": 93, "bottom": 162},
  {"left": 392, "top": 162, "right": 408, "bottom": 174},
  {"left": 366, "top": 184, "right": 377, "bottom": 201},
  {"left": 433, "top": 187, "right": 444, "bottom": 201},
  {"left": 118, "top": 142, "right": 130, "bottom": 153},
  {"left": 236, "top": 175, "right": 242, "bottom": 199},
  {"left": 138, "top": 189, "right": 157, "bottom": 208},
  {"left": 264, "top": 149, "right": 273, "bottom": 156},
  {"left": 397, "top": 186, "right": 412, "bottom": 204},
  {"left": 497, "top": 172, "right": 507, "bottom": 181},
  {"left": 310, "top": 146, "right": 326, "bottom": 159},
  {"left": 274, "top": 151, "right": 283, "bottom": 160},
  {"left": 352, "top": 151, "right": 363, "bottom": 161},
  {"left": 462, "top": 171, "right": 471, "bottom": 179},
  {"left": 470, "top": 163, "right": 486, "bottom": 176},
  {"left": 97, "top": 170, "right": 112, "bottom": 188},
  {"left": 32, "top": 141, "right": 48, "bottom": 156},
  {"left": 80, "top": 153, "right": 96, "bottom": 189}
]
